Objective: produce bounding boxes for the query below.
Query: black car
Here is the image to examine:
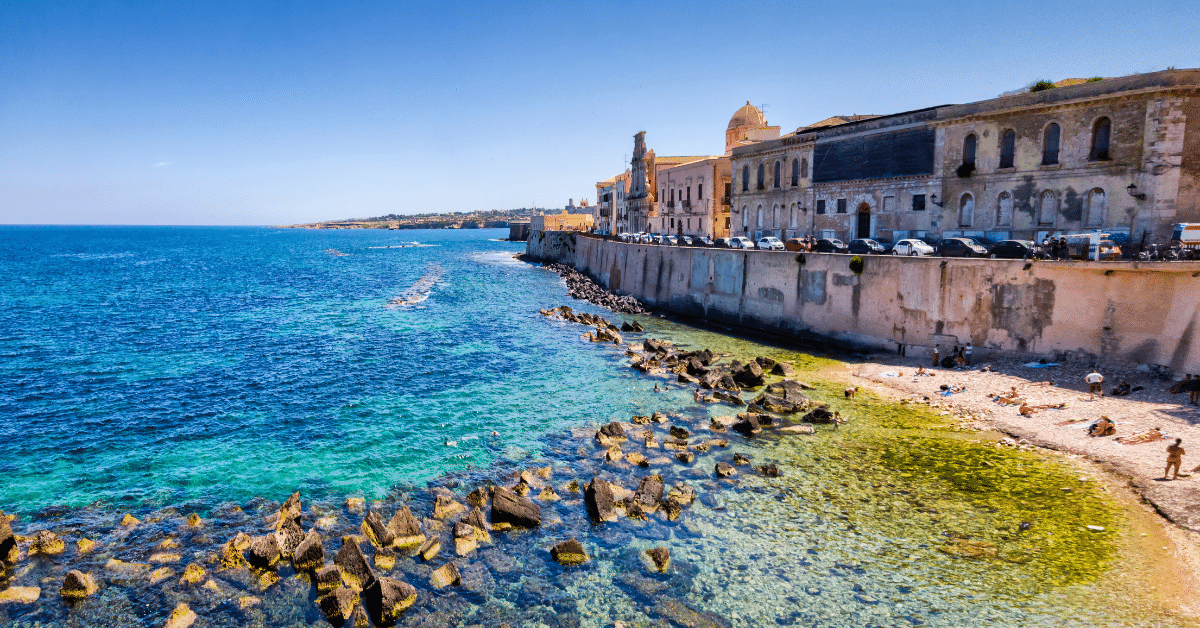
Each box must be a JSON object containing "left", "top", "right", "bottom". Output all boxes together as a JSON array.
[
  {"left": 938, "top": 237, "right": 989, "bottom": 257},
  {"left": 989, "top": 240, "right": 1038, "bottom": 259},
  {"left": 695, "top": 236, "right": 714, "bottom": 247},
  {"left": 813, "top": 238, "right": 848, "bottom": 253},
  {"left": 847, "top": 238, "right": 886, "bottom": 255}
]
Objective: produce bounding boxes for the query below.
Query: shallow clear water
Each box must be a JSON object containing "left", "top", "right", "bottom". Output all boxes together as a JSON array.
[{"left": 0, "top": 227, "right": 1193, "bottom": 627}]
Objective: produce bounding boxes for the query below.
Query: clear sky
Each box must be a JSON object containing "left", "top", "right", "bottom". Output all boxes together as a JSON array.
[{"left": 2, "top": 1, "right": 1197, "bottom": 225}]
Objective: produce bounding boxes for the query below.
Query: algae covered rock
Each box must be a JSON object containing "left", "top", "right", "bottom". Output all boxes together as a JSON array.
[
  {"left": 317, "top": 586, "right": 357, "bottom": 625},
  {"left": 549, "top": 538, "right": 588, "bottom": 565},
  {"left": 245, "top": 534, "right": 280, "bottom": 570},
  {"left": 29, "top": 530, "right": 65, "bottom": 556},
  {"left": 430, "top": 562, "right": 461, "bottom": 588},
  {"left": 277, "top": 491, "right": 302, "bottom": 530},
  {"left": 491, "top": 486, "right": 541, "bottom": 528},
  {"left": 363, "top": 576, "right": 417, "bottom": 625},
  {"left": 585, "top": 477, "right": 618, "bottom": 524},
  {"left": 180, "top": 563, "right": 206, "bottom": 585},
  {"left": 316, "top": 564, "right": 343, "bottom": 594},
  {"left": 462, "top": 508, "right": 492, "bottom": 542},
  {"left": 276, "top": 518, "right": 304, "bottom": 558},
  {"left": 293, "top": 529, "right": 325, "bottom": 572},
  {"left": 59, "top": 570, "right": 98, "bottom": 600},
  {"left": 334, "top": 538, "right": 375, "bottom": 591},
  {"left": 120, "top": 513, "right": 139, "bottom": 527},
  {"left": 185, "top": 513, "right": 202, "bottom": 528},
  {"left": 715, "top": 462, "right": 737, "bottom": 478},
  {"left": 164, "top": 602, "right": 197, "bottom": 628},
  {"left": 757, "top": 463, "right": 780, "bottom": 477},
  {"left": 361, "top": 511, "right": 394, "bottom": 548},
  {"left": 417, "top": 538, "right": 440, "bottom": 561},
  {"left": 386, "top": 505, "right": 426, "bottom": 549},
  {"left": 645, "top": 547, "right": 670, "bottom": 572},
  {"left": 433, "top": 494, "right": 466, "bottom": 520}
]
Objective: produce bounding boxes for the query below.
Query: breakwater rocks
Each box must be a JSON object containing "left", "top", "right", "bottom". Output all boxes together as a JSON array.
[{"left": 543, "top": 262, "right": 646, "bottom": 314}]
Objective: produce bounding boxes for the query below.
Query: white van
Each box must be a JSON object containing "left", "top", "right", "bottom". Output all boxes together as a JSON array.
[
  {"left": 1172, "top": 223, "right": 1200, "bottom": 249},
  {"left": 1063, "top": 233, "right": 1121, "bottom": 261}
]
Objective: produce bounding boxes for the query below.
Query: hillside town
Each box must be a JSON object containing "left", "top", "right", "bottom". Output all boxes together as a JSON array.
[
  {"left": 280, "top": 208, "right": 538, "bottom": 231},
  {"left": 566, "top": 69, "right": 1200, "bottom": 257}
]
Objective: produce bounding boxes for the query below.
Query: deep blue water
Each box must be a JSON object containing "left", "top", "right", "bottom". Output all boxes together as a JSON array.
[{"left": 0, "top": 226, "right": 668, "bottom": 514}]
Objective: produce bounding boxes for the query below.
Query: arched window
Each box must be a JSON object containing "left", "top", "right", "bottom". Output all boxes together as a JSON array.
[
  {"left": 790, "top": 203, "right": 799, "bottom": 228},
  {"left": 756, "top": 205, "right": 763, "bottom": 229},
  {"left": 1042, "top": 123, "right": 1061, "bottom": 165},
  {"left": 963, "top": 134, "right": 977, "bottom": 167},
  {"left": 800, "top": 158, "right": 808, "bottom": 179},
  {"left": 996, "top": 191, "right": 1013, "bottom": 226},
  {"left": 756, "top": 164, "right": 765, "bottom": 190},
  {"left": 773, "top": 161, "right": 781, "bottom": 188},
  {"left": 1037, "top": 190, "right": 1057, "bottom": 225},
  {"left": 772, "top": 203, "right": 779, "bottom": 227},
  {"left": 1086, "top": 188, "right": 1107, "bottom": 227},
  {"left": 958, "top": 193, "right": 974, "bottom": 227},
  {"left": 742, "top": 165, "right": 749, "bottom": 192},
  {"left": 999, "top": 129, "right": 1016, "bottom": 168},
  {"left": 1090, "top": 117, "right": 1111, "bottom": 161},
  {"left": 791, "top": 158, "right": 799, "bottom": 186},
  {"left": 741, "top": 205, "right": 748, "bottom": 230}
]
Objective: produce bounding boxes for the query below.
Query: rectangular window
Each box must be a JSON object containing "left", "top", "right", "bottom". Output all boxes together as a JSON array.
[
  {"left": 912, "top": 194, "right": 926, "bottom": 211},
  {"left": 670, "top": 189, "right": 675, "bottom": 201},
  {"left": 882, "top": 195, "right": 895, "bottom": 213},
  {"left": 836, "top": 199, "right": 847, "bottom": 214},
  {"left": 816, "top": 200, "right": 826, "bottom": 215},
  {"left": 687, "top": 186, "right": 691, "bottom": 201},
  {"left": 698, "top": 184, "right": 703, "bottom": 199}
]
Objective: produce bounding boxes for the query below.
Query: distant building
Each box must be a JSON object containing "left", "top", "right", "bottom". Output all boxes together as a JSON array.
[
  {"left": 531, "top": 212, "right": 594, "bottom": 232},
  {"left": 731, "top": 69, "right": 1200, "bottom": 244},
  {"left": 508, "top": 220, "right": 531, "bottom": 241},
  {"left": 652, "top": 157, "right": 732, "bottom": 239},
  {"left": 595, "top": 171, "right": 629, "bottom": 235}
]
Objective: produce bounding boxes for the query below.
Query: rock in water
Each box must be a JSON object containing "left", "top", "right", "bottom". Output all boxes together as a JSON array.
[
  {"left": 316, "top": 565, "right": 343, "bottom": 594},
  {"left": 733, "top": 453, "right": 751, "bottom": 466},
  {"left": 277, "top": 492, "right": 302, "bottom": 530},
  {"left": 634, "top": 475, "right": 664, "bottom": 514},
  {"left": 802, "top": 406, "right": 835, "bottom": 424},
  {"left": 334, "top": 539, "right": 375, "bottom": 592},
  {"left": 417, "top": 538, "right": 440, "bottom": 562},
  {"left": 0, "top": 587, "right": 40, "bottom": 604},
  {"left": 29, "top": 530, "right": 65, "bottom": 556},
  {"left": 466, "top": 487, "right": 489, "bottom": 508},
  {"left": 180, "top": 564, "right": 205, "bottom": 585},
  {"left": 454, "top": 522, "right": 478, "bottom": 556},
  {"left": 645, "top": 547, "right": 671, "bottom": 572},
  {"left": 675, "top": 451, "right": 695, "bottom": 464},
  {"left": 462, "top": 507, "right": 492, "bottom": 542},
  {"left": 596, "top": 422, "right": 627, "bottom": 444},
  {"left": 491, "top": 486, "right": 542, "bottom": 528},
  {"left": 430, "top": 562, "right": 461, "bottom": 588},
  {"left": 757, "top": 464, "right": 781, "bottom": 477},
  {"left": 276, "top": 518, "right": 304, "bottom": 559},
  {"left": 550, "top": 538, "right": 588, "bottom": 565},
  {"left": 0, "top": 517, "right": 15, "bottom": 563},
  {"left": 771, "top": 362, "right": 794, "bottom": 376},
  {"left": 731, "top": 415, "right": 761, "bottom": 436},
  {"left": 58, "top": 570, "right": 97, "bottom": 600},
  {"left": 317, "top": 587, "right": 356, "bottom": 626},
  {"left": 165, "top": 603, "right": 197, "bottom": 628},
  {"left": 715, "top": 462, "right": 737, "bottom": 478},
  {"left": 669, "top": 425, "right": 690, "bottom": 439},
  {"left": 433, "top": 494, "right": 466, "bottom": 519},
  {"left": 585, "top": 476, "right": 618, "bottom": 523},
  {"left": 386, "top": 505, "right": 426, "bottom": 549},
  {"left": 245, "top": 534, "right": 280, "bottom": 570},
  {"left": 361, "top": 511, "right": 394, "bottom": 548},
  {"left": 349, "top": 605, "right": 371, "bottom": 628},
  {"left": 363, "top": 576, "right": 417, "bottom": 625},
  {"left": 294, "top": 530, "right": 325, "bottom": 572}
]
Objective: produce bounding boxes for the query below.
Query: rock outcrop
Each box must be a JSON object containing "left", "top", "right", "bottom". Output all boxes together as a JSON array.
[{"left": 491, "top": 487, "right": 541, "bottom": 528}]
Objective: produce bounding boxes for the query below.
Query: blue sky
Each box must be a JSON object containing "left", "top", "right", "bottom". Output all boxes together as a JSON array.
[{"left": 2, "top": 0, "right": 1197, "bottom": 225}]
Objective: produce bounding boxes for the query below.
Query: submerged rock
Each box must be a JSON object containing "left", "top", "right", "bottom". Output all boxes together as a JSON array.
[
  {"left": 550, "top": 538, "right": 588, "bottom": 565},
  {"left": 164, "top": 603, "right": 197, "bottom": 628},
  {"left": 733, "top": 453, "right": 751, "bottom": 466},
  {"left": 0, "top": 587, "right": 40, "bottom": 604},
  {"left": 491, "top": 487, "right": 541, "bottom": 528},
  {"left": 715, "top": 462, "right": 737, "bottom": 478},
  {"left": 180, "top": 563, "right": 205, "bottom": 585},
  {"left": 757, "top": 464, "right": 781, "bottom": 478}
]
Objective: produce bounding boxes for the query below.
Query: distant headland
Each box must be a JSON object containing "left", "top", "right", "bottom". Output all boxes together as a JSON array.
[{"left": 278, "top": 208, "right": 539, "bottom": 230}]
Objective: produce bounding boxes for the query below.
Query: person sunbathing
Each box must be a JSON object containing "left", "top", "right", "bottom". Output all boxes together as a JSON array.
[
  {"left": 916, "top": 366, "right": 929, "bottom": 376},
  {"left": 1088, "top": 416, "right": 1116, "bottom": 437},
  {"left": 1019, "top": 401, "right": 1067, "bottom": 416},
  {"left": 1116, "top": 427, "right": 1166, "bottom": 445},
  {"left": 1110, "top": 380, "right": 1133, "bottom": 397}
]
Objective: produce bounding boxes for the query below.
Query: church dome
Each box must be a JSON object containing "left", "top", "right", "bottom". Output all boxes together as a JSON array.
[{"left": 728, "top": 101, "right": 766, "bottom": 130}]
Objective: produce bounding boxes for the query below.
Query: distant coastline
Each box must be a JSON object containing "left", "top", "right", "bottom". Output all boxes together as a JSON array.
[{"left": 278, "top": 209, "right": 539, "bottom": 231}]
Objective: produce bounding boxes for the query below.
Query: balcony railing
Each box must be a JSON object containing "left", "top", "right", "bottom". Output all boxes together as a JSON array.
[
  {"left": 666, "top": 201, "right": 675, "bottom": 209},
  {"left": 682, "top": 200, "right": 691, "bottom": 209}
]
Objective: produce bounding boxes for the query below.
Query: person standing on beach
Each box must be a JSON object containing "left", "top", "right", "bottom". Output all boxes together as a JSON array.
[
  {"left": 1165, "top": 438, "right": 1185, "bottom": 480},
  {"left": 1086, "top": 368, "right": 1104, "bottom": 399},
  {"left": 965, "top": 342, "right": 973, "bottom": 366},
  {"left": 932, "top": 345, "right": 940, "bottom": 368}
]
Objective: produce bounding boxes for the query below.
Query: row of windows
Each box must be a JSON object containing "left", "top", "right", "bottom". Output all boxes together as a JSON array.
[
  {"left": 740, "top": 158, "right": 810, "bottom": 192},
  {"left": 962, "top": 117, "right": 1112, "bottom": 172},
  {"left": 740, "top": 204, "right": 804, "bottom": 230},
  {"left": 660, "top": 184, "right": 704, "bottom": 205},
  {"left": 954, "top": 188, "right": 1109, "bottom": 228},
  {"left": 814, "top": 195, "right": 927, "bottom": 215}
]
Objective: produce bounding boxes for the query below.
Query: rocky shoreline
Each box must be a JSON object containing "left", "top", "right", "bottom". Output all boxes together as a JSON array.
[
  {"left": 536, "top": 260, "right": 646, "bottom": 315},
  {"left": 0, "top": 302, "right": 841, "bottom": 628}
]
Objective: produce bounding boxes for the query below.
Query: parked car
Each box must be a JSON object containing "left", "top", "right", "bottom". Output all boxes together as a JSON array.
[
  {"left": 938, "top": 237, "right": 989, "bottom": 257},
  {"left": 713, "top": 237, "right": 732, "bottom": 248},
  {"left": 756, "top": 236, "right": 785, "bottom": 250},
  {"left": 695, "top": 236, "right": 714, "bottom": 247},
  {"left": 637, "top": 233, "right": 653, "bottom": 244},
  {"left": 989, "top": 240, "right": 1038, "bottom": 259},
  {"left": 617, "top": 232, "right": 631, "bottom": 242},
  {"left": 678, "top": 235, "right": 694, "bottom": 246},
  {"left": 813, "top": 238, "right": 847, "bottom": 253},
  {"left": 729, "top": 237, "right": 754, "bottom": 249},
  {"left": 892, "top": 239, "right": 936, "bottom": 256},
  {"left": 847, "top": 238, "right": 886, "bottom": 255},
  {"left": 664, "top": 235, "right": 678, "bottom": 246},
  {"left": 784, "top": 238, "right": 808, "bottom": 251}
]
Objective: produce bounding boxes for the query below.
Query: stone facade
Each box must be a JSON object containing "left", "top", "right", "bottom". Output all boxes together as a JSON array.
[
  {"left": 530, "top": 212, "right": 594, "bottom": 232},
  {"left": 594, "top": 171, "right": 629, "bottom": 234},
  {"left": 731, "top": 69, "right": 1200, "bottom": 245},
  {"left": 651, "top": 157, "right": 732, "bottom": 239}
]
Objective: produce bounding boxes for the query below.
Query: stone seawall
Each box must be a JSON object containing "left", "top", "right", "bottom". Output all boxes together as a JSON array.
[{"left": 529, "top": 232, "right": 1200, "bottom": 373}]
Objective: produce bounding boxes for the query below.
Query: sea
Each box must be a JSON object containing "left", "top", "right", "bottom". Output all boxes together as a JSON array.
[{"left": 0, "top": 226, "right": 1193, "bottom": 627}]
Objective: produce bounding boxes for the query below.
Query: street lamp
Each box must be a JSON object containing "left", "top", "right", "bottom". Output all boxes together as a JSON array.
[{"left": 1126, "top": 183, "right": 1146, "bottom": 200}]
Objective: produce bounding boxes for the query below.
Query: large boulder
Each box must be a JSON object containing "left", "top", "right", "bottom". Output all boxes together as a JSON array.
[
  {"left": 731, "top": 415, "right": 761, "bottom": 436},
  {"left": 699, "top": 369, "right": 724, "bottom": 390},
  {"left": 585, "top": 477, "right": 618, "bottom": 523},
  {"left": 59, "top": 570, "right": 97, "bottom": 601},
  {"left": 802, "top": 406, "right": 836, "bottom": 424},
  {"left": 732, "top": 360, "right": 765, "bottom": 387},
  {"left": 752, "top": 392, "right": 806, "bottom": 414},
  {"left": 293, "top": 529, "right": 325, "bottom": 572},
  {"left": 245, "top": 534, "right": 281, "bottom": 570},
  {"left": 491, "top": 487, "right": 541, "bottom": 528},
  {"left": 386, "top": 506, "right": 426, "bottom": 549},
  {"left": 550, "top": 538, "right": 588, "bottom": 565},
  {"left": 633, "top": 475, "right": 664, "bottom": 514},
  {"left": 0, "top": 517, "right": 15, "bottom": 563},
  {"left": 361, "top": 511, "right": 394, "bottom": 548},
  {"left": 317, "top": 586, "right": 356, "bottom": 626},
  {"left": 334, "top": 539, "right": 375, "bottom": 591},
  {"left": 276, "top": 519, "right": 304, "bottom": 558},
  {"left": 770, "top": 362, "right": 795, "bottom": 377},
  {"left": 363, "top": 576, "right": 418, "bottom": 625}
]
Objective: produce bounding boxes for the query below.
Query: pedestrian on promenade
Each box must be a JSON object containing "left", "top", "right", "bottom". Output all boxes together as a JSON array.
[
  {"left": 1165, "top": 438, "right": 1185, "bottom": 480},
  {"left": 932, "top": 345, "right": 940, "bottom": 368},
  {"left": 1086, "top": 368, "right": 1104, "bottom": 399},
  {"left": 965, "top": 342, "right": 973, "bottom": 366}
]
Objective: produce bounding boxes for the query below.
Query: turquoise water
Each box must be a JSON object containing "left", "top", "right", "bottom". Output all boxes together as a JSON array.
[
  {"left": 0, "top": 227, "right": 1191, "bottom": 627},
  {"left": 0, "top": 227, "right": 670, "bottom": 513}
]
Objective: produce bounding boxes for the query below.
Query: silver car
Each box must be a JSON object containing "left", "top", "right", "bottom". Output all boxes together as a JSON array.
[{"left": 729, "top": 237, "right": 754, "bottom": 249}]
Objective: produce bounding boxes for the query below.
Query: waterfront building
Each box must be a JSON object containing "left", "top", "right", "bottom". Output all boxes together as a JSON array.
[
  {"left": 625, "top": 131, "right": 709, "bottom": 234},
  {"left": 531, "top": 211, "right": 594, "bottom": 232},
  {"left": 652, "top": 156, "right": 732, "bottom": 239},
  {"left": 731, "top": 69, "right": 1200, "bottom": 244},
  {"left": 595, "top": 170, "right": 629, "bottom": 234}
]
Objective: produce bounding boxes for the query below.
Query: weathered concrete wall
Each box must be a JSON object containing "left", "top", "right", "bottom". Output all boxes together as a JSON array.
[
  {"left": 525, "top": 230, "right": 576, "bottom": 266},
  {"left": 551, "top": 235, "right": 1200, "bottom": 372}
]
